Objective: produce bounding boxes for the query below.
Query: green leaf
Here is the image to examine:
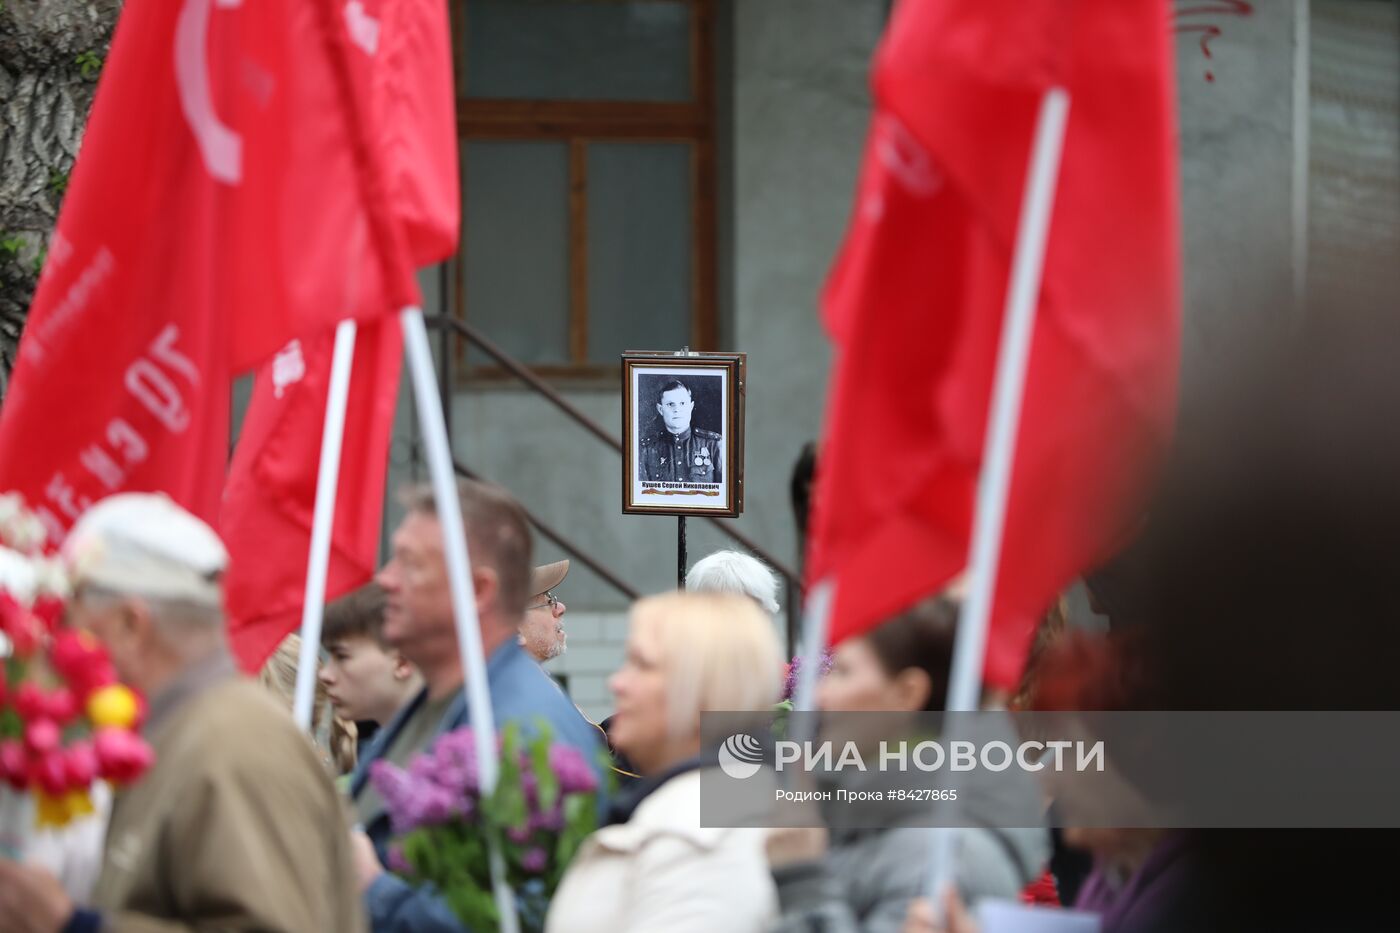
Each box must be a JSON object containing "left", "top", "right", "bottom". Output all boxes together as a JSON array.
[
  {"left": 401, "top": 829, "right": 440, "bottom": 883},
  {"left": 492, "top": 724, "right": 528, "bottom": 829},
  {"left": 0, "top": 707, "right": 22, "bottom": 740},
  {"left": 529, "top": 726, "right": 559, "bottom": 815},
  {"left": 445, "top": 882, "right": 498, "bottom": 932},
  {"left": 74, "top": 51, "right": 103, "bottom": 79},
  {"left": 549, "top": 791, "right": 598, "bottom": 889}
]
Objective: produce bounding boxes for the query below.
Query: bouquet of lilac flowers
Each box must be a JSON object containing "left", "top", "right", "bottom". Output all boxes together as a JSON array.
[{"left": 370, "top": 722, "right": 601, "bottom": 932}]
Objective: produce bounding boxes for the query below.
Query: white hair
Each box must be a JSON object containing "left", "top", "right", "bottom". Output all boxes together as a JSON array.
[{"left": 684, "top": 550, "right": 780, "bottom": 616}]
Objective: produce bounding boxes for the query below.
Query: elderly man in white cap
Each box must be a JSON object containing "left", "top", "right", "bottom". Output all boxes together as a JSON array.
[
  {"left": 519, "top": 559, "right": 570, "bottom": 662},
  {"left": 0, "top": 493, "right": 363, "bottom": 933}
]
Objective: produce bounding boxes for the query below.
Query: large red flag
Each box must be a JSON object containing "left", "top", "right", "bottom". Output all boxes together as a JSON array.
[
  {"left": 222, "top": 0, "right": 459, "bottom": 671},
  {"left": 807, "top": 0, "right": 1181, "bottom": 689},
  {"left": 0, "top": 0, "right": 418, "bottom": 539}
]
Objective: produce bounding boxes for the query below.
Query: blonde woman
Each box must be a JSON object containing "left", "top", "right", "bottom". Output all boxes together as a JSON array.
[{"left": 546, "top": 592, "right": 783, "bottom": 933}]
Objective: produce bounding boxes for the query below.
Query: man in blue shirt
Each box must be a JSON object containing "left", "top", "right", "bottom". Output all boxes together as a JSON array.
[{"left": 348, "top": 479, "right": 607, "bottom": 932}]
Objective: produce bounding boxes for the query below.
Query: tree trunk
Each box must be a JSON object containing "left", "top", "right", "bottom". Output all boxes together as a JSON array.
[{"left": 0, "top": 0, "right": 120, "bottom": 396}]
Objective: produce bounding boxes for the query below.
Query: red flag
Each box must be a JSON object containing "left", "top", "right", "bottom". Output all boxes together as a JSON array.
[
  {"left": 222, "top": 0, "right": 459, "bottom": 671},
  {"left": 0, "top": 0, "right": 419, "bottom": 539},
  {"left": 808, "top": 0, "right": 1181, "bottom": 688},
  {"left": 221, "top": 322, "right": 405, "bottom": 672},
  {"left": 370, "top": 0, "right": 460, "bottom": 262}
]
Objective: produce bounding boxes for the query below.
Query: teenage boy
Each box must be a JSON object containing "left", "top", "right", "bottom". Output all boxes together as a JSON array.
[{"left": 319, "top": 583, "right": 422, "bottom": 747}]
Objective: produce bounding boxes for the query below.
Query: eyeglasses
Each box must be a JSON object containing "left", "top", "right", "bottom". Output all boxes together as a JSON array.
[{"left": 527, "top": 591, "right": 559, "bottom": 612}]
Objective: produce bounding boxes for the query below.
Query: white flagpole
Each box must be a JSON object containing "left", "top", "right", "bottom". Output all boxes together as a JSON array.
[
  {"left": 790, "top": 579, "right": 834, "bottom": 719},
  {"left": 926, "top": 86, "right": 1071, "bottom": 909},
  {"left": 400, "top": 305, "right": 518, "bottom": 933},
  {"left": 293, "top": 319, "right": 358, "bottom": 731}
]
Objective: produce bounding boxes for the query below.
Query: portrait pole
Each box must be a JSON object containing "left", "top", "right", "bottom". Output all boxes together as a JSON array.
[
  {"left": 677, "top": 515, "right": 688, "bottom": 589},
  {"left": 672, "top": 345, "right": 697, "bottom": 590}
]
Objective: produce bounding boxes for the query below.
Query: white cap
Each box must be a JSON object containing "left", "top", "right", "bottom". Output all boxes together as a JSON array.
[{"left": 63, "top": 493, "right": 228, "bottom": 606}]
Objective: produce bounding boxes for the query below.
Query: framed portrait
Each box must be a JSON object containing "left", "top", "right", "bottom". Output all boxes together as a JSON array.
[{"left": 622, "top": 351, "right": 746, "bottom": 517}]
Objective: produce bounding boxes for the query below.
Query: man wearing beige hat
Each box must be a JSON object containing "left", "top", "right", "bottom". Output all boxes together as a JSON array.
[
  {"left": 520, "top": 559, "right": 570, "bottom": 662},
  {"left": 0, "top": 493, "right": 363, "bottom": 933}
]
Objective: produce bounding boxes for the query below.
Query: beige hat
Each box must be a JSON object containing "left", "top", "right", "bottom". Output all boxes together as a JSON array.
[
  {"left": 63, "top": 493, "right": 228, "bottom": 607},
  {"left": 528, "top": 560, "right": 570, "bottom": 597}
]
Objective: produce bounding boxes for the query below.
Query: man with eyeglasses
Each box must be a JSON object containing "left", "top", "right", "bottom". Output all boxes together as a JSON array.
[
  {"left": 520, "top": 560, "right": 640, "bottom": 783},
  {"left": 520, "top": 559, "right": 570, "bottom": 662}
]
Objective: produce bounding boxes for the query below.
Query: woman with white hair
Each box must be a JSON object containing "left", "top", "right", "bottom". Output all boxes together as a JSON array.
[
  {"left": 684, "top": 549, "right": 780, "bottom": 617},
  {"left": 546, "top": 592, "right": 783, "bottom": 933}
]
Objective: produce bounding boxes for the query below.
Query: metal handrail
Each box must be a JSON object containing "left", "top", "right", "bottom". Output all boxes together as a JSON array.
[
  {"left": 454, "top": 460, "right": 641, "bottom": 601},
  {"left": 432, "top": 314, "right": 802, "bottom": 589}
]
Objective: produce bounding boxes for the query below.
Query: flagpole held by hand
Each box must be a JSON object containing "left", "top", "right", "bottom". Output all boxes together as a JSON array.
[
  {"left": 791, "top": 579, "right": 835, "bottom": 720},
  {"left": 925, "top": 86, "right": 1072, "bottom": 912},
  {"left": 293, "top": 319, "right": 358, "bottom": 730}
]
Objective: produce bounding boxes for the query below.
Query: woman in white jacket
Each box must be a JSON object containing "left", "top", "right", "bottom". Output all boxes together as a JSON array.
[{"left": 546, "top": 592, "right": 784, "bottom": 933}]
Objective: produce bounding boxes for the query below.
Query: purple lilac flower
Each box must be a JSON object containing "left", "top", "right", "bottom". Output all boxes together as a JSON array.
[
  {"left": 369, "top": 761, "right": 426, "bottom": 834},
  {"left": 528, "top": 803, "right": 564, "bottom": 833},
  {"left": 407, "top": 781, "right": 458, "bottom": 829},
  {"left": 506, "top": 824, "right": 532, "bottom": 844},
  {"left": 432, "top": 727, "right": 475, "bottom": 758},
  {"left": 548, "top": 744, "right": 598, "bottom": 794},
  {"left": 429, "top": 729, "right": 482, "bottom": 796},
  {"left": 407, "top": 746, "right": 478, "bottom": 802},
  {"left": 520, "top": 847, "right": 548, "bottom": 873},
  {"left": 782, "top": 648, "right": 835, "bottom": 701},
  {"left": 371, "top": 759, "right": 459, "bottom": 831},
  {"left": 387, "top": 844, "right": 411, "bottom": 874}
]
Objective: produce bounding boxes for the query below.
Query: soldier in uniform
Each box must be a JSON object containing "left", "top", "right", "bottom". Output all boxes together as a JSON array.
[{"left": 639, "top": 379, "right": 724, "bottom": 483}]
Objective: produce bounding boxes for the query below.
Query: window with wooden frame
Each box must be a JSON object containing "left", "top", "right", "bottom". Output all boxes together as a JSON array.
[{"left": 450, "top": 0, "right": 717, "bottom": 380}]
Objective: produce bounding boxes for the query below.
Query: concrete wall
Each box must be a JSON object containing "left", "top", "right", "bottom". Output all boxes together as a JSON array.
[
  {"left": 1175, "top": 0, "right": 1306, "bottom": 399},
  {"left": 727, "top": 0, "right": 887, "bottom": 567}
]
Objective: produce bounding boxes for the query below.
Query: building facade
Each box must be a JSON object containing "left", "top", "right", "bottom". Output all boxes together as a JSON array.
[{"left": 348, "top": 0, "right": 1397, "bottom": 719}]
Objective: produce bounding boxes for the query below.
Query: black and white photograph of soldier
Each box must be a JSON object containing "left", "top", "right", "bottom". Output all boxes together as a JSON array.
[{"left": 637, "top": 374, "right": 724, "bottom": 484}]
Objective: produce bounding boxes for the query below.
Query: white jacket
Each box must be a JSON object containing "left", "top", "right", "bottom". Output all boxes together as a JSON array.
[{"left": 546, "top": 769, "right": 778, "bottom": 933}]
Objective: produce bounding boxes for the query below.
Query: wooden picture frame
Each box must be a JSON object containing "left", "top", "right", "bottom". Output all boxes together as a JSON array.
[{"left": 622, "top": 351, "right": 745, "bottom": 517}]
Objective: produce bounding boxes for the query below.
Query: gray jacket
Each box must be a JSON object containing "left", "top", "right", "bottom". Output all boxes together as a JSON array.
[
  {"left": 769, "top": 824, "right": 1046, "bottom": 933},
  {"left": 768, "top": 738, "right": 1049, "bottom": 933}
]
